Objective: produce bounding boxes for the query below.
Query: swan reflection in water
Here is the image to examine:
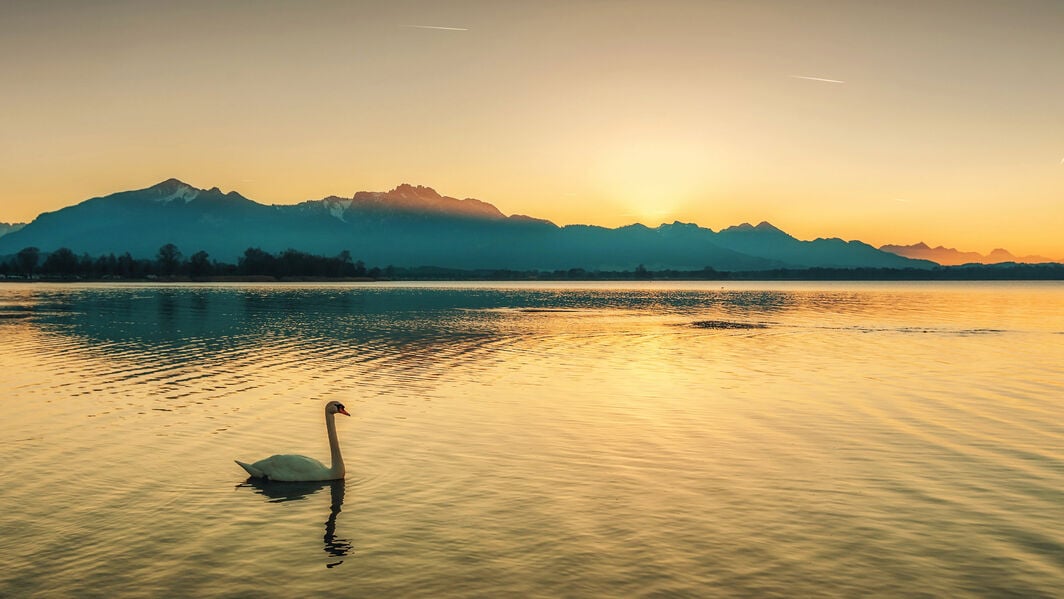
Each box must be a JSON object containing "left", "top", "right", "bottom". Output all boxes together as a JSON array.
[{"left": 238, "top": 478, "right": 353, "bottom": 568}]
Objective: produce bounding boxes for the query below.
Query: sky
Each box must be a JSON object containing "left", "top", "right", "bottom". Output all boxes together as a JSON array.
[{"left": 1, "top": 0, "right": 1062, "bottom": 257}]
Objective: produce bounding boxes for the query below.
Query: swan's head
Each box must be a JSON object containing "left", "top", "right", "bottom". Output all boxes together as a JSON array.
[{"left": 326, "top": 400, "right": 350, "bottom": 417}]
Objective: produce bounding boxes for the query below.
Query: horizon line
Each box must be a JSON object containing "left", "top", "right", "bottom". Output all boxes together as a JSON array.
[{"left": 1, "top": 177, "right": 1060, "bottom": 261}]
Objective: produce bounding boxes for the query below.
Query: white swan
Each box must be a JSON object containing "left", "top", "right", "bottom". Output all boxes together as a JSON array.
[{"left": 235, "top": 401, "right": 350, "bottom": 482}]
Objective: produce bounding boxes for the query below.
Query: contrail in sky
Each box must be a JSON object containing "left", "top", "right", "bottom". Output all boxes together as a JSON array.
[
  {"left": 790, "top": 75, "right": 845, "bottom": 83},
  {"left": 401, "top": 24, "right": 469, "bottom": 31}
]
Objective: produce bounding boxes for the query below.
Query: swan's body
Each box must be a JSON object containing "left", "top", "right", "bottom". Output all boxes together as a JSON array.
[
  {"left": 235, "top": 454, "right": 336, "bottom": 482},
  {"left": 236, "top": 401, "right": 350, "bottom": 482}
]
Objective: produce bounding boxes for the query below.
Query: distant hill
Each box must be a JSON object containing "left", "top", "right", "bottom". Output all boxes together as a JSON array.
[
  {"left": 717, "top": 221, "right": 921, "bottom": 269},
  {"left": 0, "top": 179, "right": 935, "bottom": 271},
  {"left": 880, "top": 242, "right": 1058, "bottom": 266},
  {"left": 0, "top": 222, "right": 25, "bottom": 239}
]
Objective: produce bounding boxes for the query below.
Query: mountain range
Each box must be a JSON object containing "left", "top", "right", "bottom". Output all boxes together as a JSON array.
[
  {"left": 878, "top": 242, "right": 1058, "bottom": 266},
  {"left": 0, "top": 222, "right": 25, "bottom": 238},
  {"left": 0, "top": 179, "right": 951, "bottom": 271}
]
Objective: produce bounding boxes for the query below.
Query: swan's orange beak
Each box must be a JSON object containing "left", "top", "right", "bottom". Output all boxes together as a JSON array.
[{"left": 338, "top": 407, "right": 350, "bottom": 416}]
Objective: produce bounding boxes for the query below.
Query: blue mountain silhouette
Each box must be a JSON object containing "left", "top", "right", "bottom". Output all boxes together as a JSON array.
[{"left": 0, "top": 179, "right": 933, "bottom": 271}]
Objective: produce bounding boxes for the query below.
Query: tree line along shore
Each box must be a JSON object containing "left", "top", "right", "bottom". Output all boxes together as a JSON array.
[{"left": 2, "top": 244, "right": 1063, "bottom": 282}]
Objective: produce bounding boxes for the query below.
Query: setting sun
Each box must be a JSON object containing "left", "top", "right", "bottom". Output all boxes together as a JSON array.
[{"left": 591, "top": 136, "right": 714, "bottom": 225}]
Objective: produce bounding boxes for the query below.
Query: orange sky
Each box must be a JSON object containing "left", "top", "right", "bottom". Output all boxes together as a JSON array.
[{"left": 1, "top": 1, "right": 1062, "bottom": 258}]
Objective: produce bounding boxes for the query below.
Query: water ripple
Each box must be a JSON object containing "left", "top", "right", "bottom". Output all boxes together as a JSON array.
[{"left": 1, "top": 282, "right": 1062, "bottom": 597}]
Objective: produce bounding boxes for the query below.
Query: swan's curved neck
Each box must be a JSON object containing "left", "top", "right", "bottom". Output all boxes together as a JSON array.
[{"left": 326, "top": 411, "right": 345, "bottom": 478}]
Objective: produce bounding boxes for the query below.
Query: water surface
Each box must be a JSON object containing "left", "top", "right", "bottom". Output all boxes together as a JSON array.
[{"left": 1, "top": 281, "right": 1062, "bottom": 597}]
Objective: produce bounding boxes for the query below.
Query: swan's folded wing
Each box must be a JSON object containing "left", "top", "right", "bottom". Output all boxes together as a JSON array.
[{"left": 247, "top": 454, "right": 331, "bottom": 482}]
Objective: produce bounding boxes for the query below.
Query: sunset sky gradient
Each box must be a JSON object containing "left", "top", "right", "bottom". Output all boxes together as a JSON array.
[{"left": 2, "top": 0, "right": 1062, "bottom": 257}]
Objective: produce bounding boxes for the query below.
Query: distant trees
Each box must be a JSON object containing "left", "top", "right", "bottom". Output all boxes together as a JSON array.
[
  {"left": 42, "top": 247, "right": 79, "bottom": 276},
  {"left": 156, "top": 243, "right": 182, "bottom": 276},
  {"left": 94, "top": 253, "right": 117, "bottom": 276},
  {"left": 16, "top": 247, "right": 39, "bottom": 276},
  {"left": 236, "top": 247, "right": 365, "bottom": 278},
  {"left": 1, "top": 244, "right": 378, "bottom": 280},
  {"left": 1, "top": 245, "right": 377, "bottom": 279},
  {"left": 7, "top": 243, "right": 1061, "bottom": 281},
  {"left": 238, "top": 248, "right": 276, "bottom": 276},
  {"left": 7, "top": 247, "right": 143, "bottom": 279},
  {"left": 188, "top": 251, "right": 212, "bottom": 278},
  {"left": 117, "top": 252, "right": 141, "bottom": 278}
]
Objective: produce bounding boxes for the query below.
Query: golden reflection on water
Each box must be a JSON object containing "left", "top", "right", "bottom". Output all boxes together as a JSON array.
[{"left": 0, "top": 282, "right": 1062, "bottom": 597}]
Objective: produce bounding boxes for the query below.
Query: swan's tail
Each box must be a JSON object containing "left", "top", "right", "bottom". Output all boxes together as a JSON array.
[{"left": 235, "top": 460, "right": 265, "bottom": 478}]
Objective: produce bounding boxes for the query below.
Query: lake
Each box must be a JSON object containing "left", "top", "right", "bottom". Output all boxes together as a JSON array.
[{"left": 1, "top": 281, "right": 1062, "bottom": 597}]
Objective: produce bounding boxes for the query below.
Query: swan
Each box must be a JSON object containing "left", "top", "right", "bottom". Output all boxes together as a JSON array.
[{"left": 235, "top": 401, "right": 350, "bottom": 482}]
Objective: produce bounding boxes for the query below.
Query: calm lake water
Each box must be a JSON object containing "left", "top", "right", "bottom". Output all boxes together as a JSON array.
[{"left": 1, "top": 281, "right": 1062, "bottom": 597}]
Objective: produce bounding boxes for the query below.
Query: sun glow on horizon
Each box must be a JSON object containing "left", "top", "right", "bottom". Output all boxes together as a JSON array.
[{"left": 590, "top": 137, "right": 717, "bottom": 227}]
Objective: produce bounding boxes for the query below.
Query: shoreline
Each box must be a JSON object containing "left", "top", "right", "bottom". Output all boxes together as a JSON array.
[{"left": 2, "top": 272, "right": 1063, "bottom": 284}]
